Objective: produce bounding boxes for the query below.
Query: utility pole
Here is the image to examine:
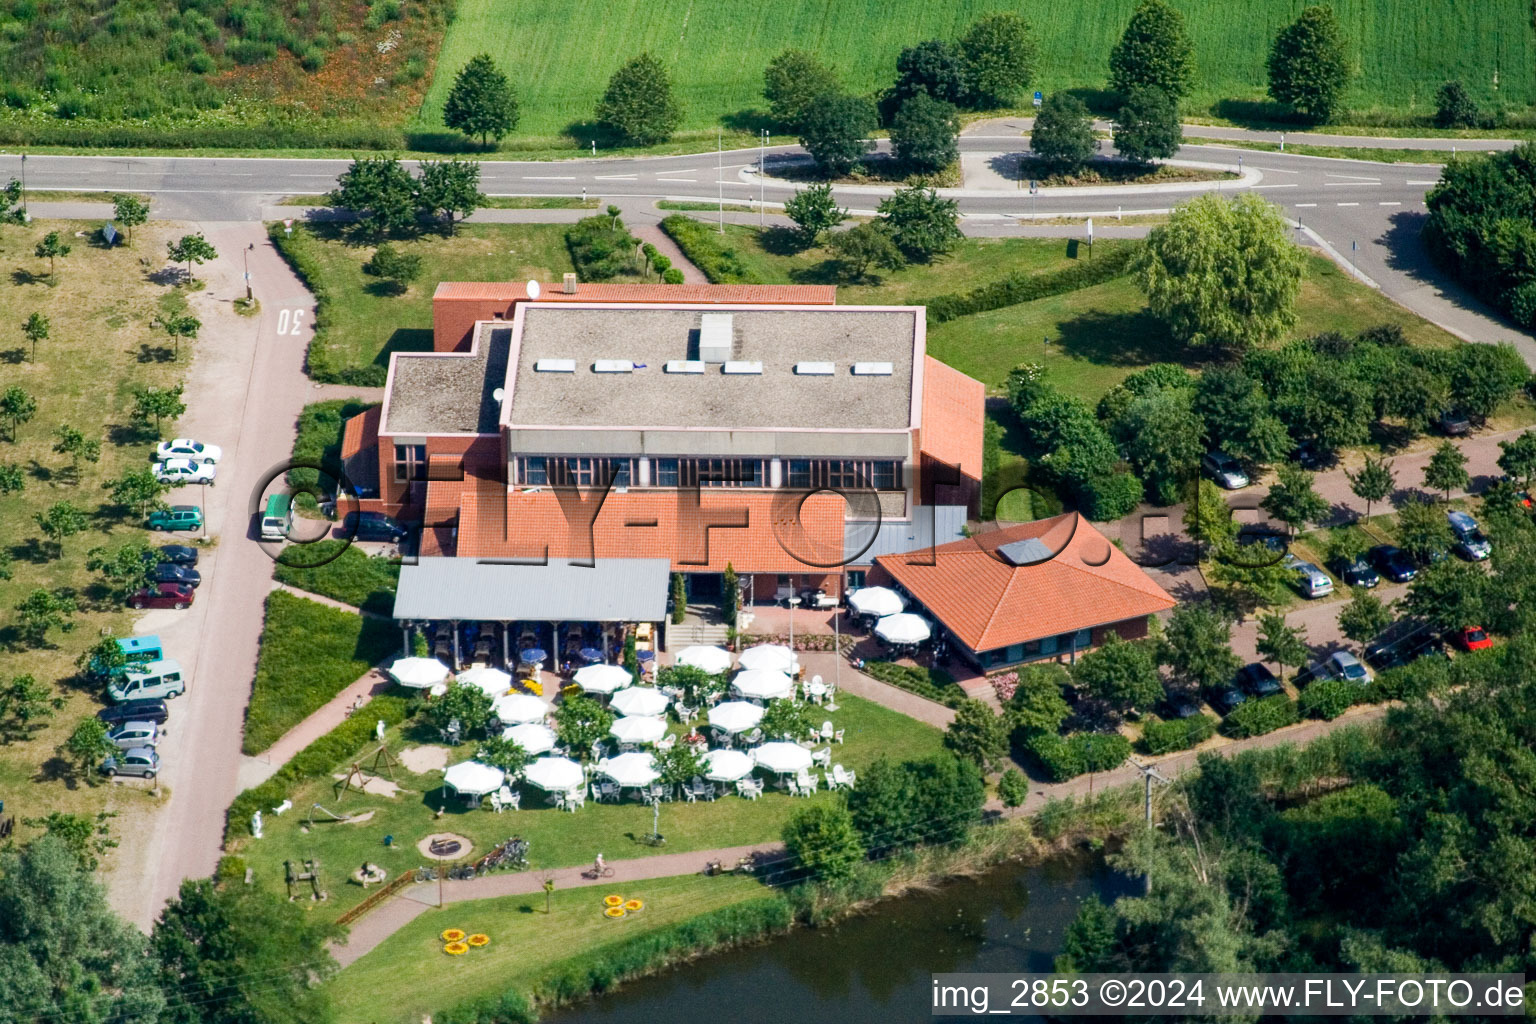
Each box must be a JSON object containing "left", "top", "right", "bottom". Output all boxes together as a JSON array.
[
  {"left": 718, "top": 128, "right": 725, "bottom": 234},
  {"left": 759, "top": 129, "right": 768, "bottom": 227},
  {"left": 1133, "top": 760, "right": 1171, "bottom": 894},
  {"left": 244, "top": 242, "right": 254, "bottom": 300}
]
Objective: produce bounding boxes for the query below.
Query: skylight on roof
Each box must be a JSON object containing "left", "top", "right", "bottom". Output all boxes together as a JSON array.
[
  {"left": 664, "top": 360, "right": 705, "bottom": 374},
  {"left": 593, "top": 360, "right": 634, "bottom": 373},
  {"left": 795, "top": 361, "right": 834, "bottom": 375},
  {"left": 534, "top": 358, "right": 575, "bottom": 373},
  {"left": 852, "top": 361, "right": 894, "bottom": 376},
  {"left": 722, "top": 361, "right": 762, "bottom": 375}
]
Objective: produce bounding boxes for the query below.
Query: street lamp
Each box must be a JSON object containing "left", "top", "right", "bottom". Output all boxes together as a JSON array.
[
  {"left": 244, "top": 242, "right": 254, "bottom": 300},
  {"left": 759, "top": 129, "right": 769, "bottom": 227}
]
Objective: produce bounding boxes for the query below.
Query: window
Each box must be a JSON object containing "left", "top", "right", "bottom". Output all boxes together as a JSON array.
[
  {"left": 1006, "top": 643, "right": 1024, "bottom": 663},
  {"left": 1039, "top": 635, "right": 1057, "bottom": 656},
  {"left": 871, "top": 460, "right": 898, "bottom": 489},
  {"left": 394, "top": 444, "right": 426, "bottom": 483},
  {"left": 654, "top": 458, "right": 679, "bottom": 487},
  {"left": 689, "top": 458, "right": 763, "bottom": 488},
  {"left": 787, "top": 459, "right": 811, "bottom": 488},
  {"left": 846, "top": 570, "right": 866, "bottom": 590},
  {"left": 518, "top": 456, "right": 548, "bottom": 486}
]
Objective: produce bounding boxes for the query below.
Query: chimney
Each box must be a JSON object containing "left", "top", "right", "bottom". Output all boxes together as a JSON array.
[{"left": 562, "top": 273, "right": 578, "bottom": 294}]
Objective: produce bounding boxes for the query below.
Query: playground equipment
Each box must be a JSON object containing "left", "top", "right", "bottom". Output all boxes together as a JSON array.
[
  {"left": 284, "top": 858, "right": 327, "bottom": 902},
  {"left": 333, "top": 743, "right": 400, "bottom": 802}
]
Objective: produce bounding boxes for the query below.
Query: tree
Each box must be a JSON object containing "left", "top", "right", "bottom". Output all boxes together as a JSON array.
[
  {"left": 131, "top": 384, "right": 187, "bottom": 435},
  {"left": 34, "top": 229, "right": 70, "bottom": 277},
  {"left": 62, "top": 716, "right": 114, "bottom": 777},
  {"left": 14, "top": 587, "right": 77, "bottom": 645},
  {"left": 150, "top": 312, "right": 199, "bottom": 361},
  {"left": 1450, "top": 344, "right": 1529, "bottom": 421},
  {"left": 845, "top": 753, "right": 984, "bottom": 853},
  {"left": 1184, "top": 478, "right": 1237, "bottom": 548},
  {"left": 781, "top": 804, "right": 864, "bottom": 883},
  {"left": 442, "top": 53, "right": 519, "bottom": 148},
  {"left": 1192, "top": 365, "right": 1290, "bottom": 465},
  {"left": 422, "top": 681, "right": 495, "bottom": 738},
  {"left": 944, "top": 698, "right": 1009, "bottom": 772},
  {"left": 23, "top": 811, "right": 117, "bottom": 870},
  {"left": 797, "top": 92, "right": 876, "bottom": 177},
  {"left": 1109, "top": 0, "right": 1195, "bottom": 100},
  {"left": 761, "top": 697, "right": 813, "bottom": 742},
  {"left": 890, "top": 93, "right": 960, "bottom": 175},
  {"left": 87, "top": 541, "right": 157, "bottom": 601},
  {"left": 1346, "top": 456, "right": 1395, "bottom": 521},
  {"left": 475, "top": 734, "right": 530, "bottom": 777},
  {"left": 594, "top": 53, "right": 682, "bottom": 146},
  {"left": 1030, "top": 92, "right": 1096, "bottom": 174},
  {"left": 0, "top": 836, "right": 165, "bottom": 1023},
  {"left": 1113, "top": 85, "right": 1181, "bottom": 165},
  {"left": 651, "top": 254, "right": 672, "bottom": 281},
  {"left": 1403, "top": 560, "right": 1489, "bottom": 633},
  {"left": 1057, "top": 896, "right": 1119, "bottom": 973},
  {"left": 165, "top": 232, "right": 216, "bottom": 283},
  {"left": 762, "top": 49, "right": 839, "bottom": 130},
  {"left": 327, "top": 157, "right": 419, "bottom": 240},
  {"left": 722, "top": 562, "right": 739, "bottom": 628},
  {"left": 50, "top": 426, "right": 99, "bottom": 480},
  {"left": 1337, "top": 589, "right": 1392, "bottom": 649},
  {"left": 1498, "top": 431, "right": 1536, "bottom": 488},
  {"left": 1111, "top": 385, "right": 1202, "bottom": 505},
  {"left": 79, "top": 633, "right": 127, "bottom": 680},
  {"left": 1395, "top": 493, "right": 1452, "bottom": 562},
  {"left": 958, "top": 12, "right": 1037, "bottom": 108},
  {"left": 416, "top": 159, "right": 484, "bottom": 234},
  {"left": 0, "top": 177, "right": 23, "bottom": 224},
  {"left": 36, "top": 499, "right": 87, "bottom": 555},
  {"left": 0, "top": 462, "right": 22, "bottom": 497},
  {"left": 1255, "top": 612, "right": 1307, "bottom": 682},
  {"left": 0, "top": 673, "right": 62, "bottom": 741},
  {"left": 1261, "top": 463, "right": 1329, "bottom": 535},
  {"left": 1007, "top": 665, "right": 1072, "bottom": 736},
  {"left": 1423, "top": 440, "right": 1469, "bottom": 501},
  {"left": 996, "top": 767, "right": 1028, "bottom": 808},
  {"left": 656, "top": 664, "right": 723, "bottom": 706},
  {"left": 893, "top": 39, "right": 967, "bottom": 105},
  {"left": 877, "top": 186, "right": 961, "bottom": 262},
  {"left": 1434, "top": 80, "right": 1480, "bottom": 130},
  {"left": 1267, "top": 5, "right": 1352, "bottom": 123},
  {"left": 670, "top": 571, "right": 686, "bottom": 625},
  {"left": 21, "top": 310, "right": 48, "bottom": 361},
  {"left": 826, "top": 222, "right": 904, "bottom": 281},
  {"left": 553, "top": 694, "right": 614, "bottom": 759},
  {"left": 622, "top": 631, "right": 639, "bottom": 682},
  {"left": 1161, "top": 603, "right": 1241, "bottom": 690},
  {"left": 112, "top": 194, "right": 148, "bottom": 243},
  {"left": 361, "top": 243, "right": 423, "bottom": 296},
  {"left": 1073, "top": 632, "right": 1163, "bottom": 711},
  {"left": 783, "top": 183, "right": 846, "bottom": 249},
  {"left": 1137, "top": 193, "right": 1304, "bottom": 352},
  {"left": 152, "top": 879, "right": 340, "bottom": 1024},
  {"left": 0, "top": 383, "right": 36, "bottom": 439}
]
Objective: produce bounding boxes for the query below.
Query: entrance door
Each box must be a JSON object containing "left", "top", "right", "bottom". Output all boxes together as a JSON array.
[{"left": 687, "top": 573, "right": 723, "bottom": 602}]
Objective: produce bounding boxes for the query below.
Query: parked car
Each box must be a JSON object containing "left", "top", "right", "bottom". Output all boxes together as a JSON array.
[
  {"left": 129, "top": 582, "right": 194, "bottom": 610},
  {"left": 153, "top": 458, "right": 217, "bottom": 486},
  {"left": 1209, "top": 686, "right": 1248, "bottom": 714},
  {"left": 1235, "top": 662, "right": 1283, "bottom": 697},
  {"left": 1456, "top": 625, "right": 1493, "bottom": 651},
  {"left": 154, "top": 438, "right": 222, "bottom": 463},
  {"left": 1365, "top": 631, "right": 1445, "bottom": 671},
  {"left": 157, "top": 544, "right": 199, "bottom": 566},
  {"left": 1370, "top": 545, "right": 1418, "bottom": 583},
  {"left": 107, "top": 659, "right": 185, "bottom": 702},
  {"left": 1447, "top": 510, "right": 1491, "bottom": 561},
  {"left": 1435, "top": 410, "right": 1471, "bottom": 437},
  {"left": 100, "top": 747, "right": 159, "bottom": 779},
  {"left": 1285, "top": 556, "right": 1334, "bottom": 599},
  {"left": 107, "top": 720, "right": 160, "bottom": 751},
  {"left": 1324, "top": 651, "right": 1374, "bottom": 685},
  {"left": 1202, "top": 451, "right": 1250, "bottom": 490},
  {"left": 1236, "top": 529, "right": 1287, "bottom": 553},
  {"left": 97, "top": 699, "right": 169, "bottom": 728},
  {"left": 149, "top": 562, "right": 201, "bottom": 589},
  {"left": 1292, "top": 440, "right": 1335, "bottom": 471},
  {"left": 147, "top": 505, "right": 203, "bottom": 532},
  {"left": 1329, "top": 555, "right": 1380, "bottom": 589},
  {"left": 1162, "top": 694, "right": 1203, "bottom": 719},
  {"left": 341, "top": 510, "right": 410, "bottom": 543}
]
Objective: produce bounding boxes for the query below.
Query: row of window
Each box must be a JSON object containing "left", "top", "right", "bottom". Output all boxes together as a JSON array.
[
  {"left": 980, "top": 629, "right": 1095, "bottom": 667},
  {"left": 507, "top": 456, "right": 901, "bottom": 490}
]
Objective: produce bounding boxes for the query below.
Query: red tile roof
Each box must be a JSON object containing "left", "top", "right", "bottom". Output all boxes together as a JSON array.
[
  {"left": 918, "top": 356, "right": 985, "bottom": 481},
  {"left": 339, "top": 406, "right": 381, "bottom": 494},
  {"left": 432, "top": 282, "right": 837, "bottom": 304},
  {"left": 875, "top": 514, "right": 1175, "bottom": 652}
]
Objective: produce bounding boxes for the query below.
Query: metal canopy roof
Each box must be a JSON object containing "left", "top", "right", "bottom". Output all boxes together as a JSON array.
[{"left": 393, "top": 557, "right": 671, "bottom": 622}]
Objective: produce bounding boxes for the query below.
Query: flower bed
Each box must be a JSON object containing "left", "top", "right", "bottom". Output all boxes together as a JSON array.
[{"left": 739, "top": 633, "right": 856, "bottom": 653}]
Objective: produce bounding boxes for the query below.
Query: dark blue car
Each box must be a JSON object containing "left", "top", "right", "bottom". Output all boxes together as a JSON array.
[{"left": 1369, "top": 545, "right": 1417, "bottom": 583}]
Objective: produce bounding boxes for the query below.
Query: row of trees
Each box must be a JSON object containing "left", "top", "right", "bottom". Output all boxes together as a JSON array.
[
  {"left": 1422, "top": 142, "right": 1536, "bottom": 330},
  {"left": 780, "top": 182, "right": 961, "bottom": 280},
  {"left": 325, "top": 157, "right": 485, "bottom": 240}
]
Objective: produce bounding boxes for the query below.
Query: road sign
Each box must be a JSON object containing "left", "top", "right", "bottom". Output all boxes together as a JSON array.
[
  {"left": 101, "top": 221, "right": 117, "bottom": 246},
  {"left": 1033, "top": 91, "right": 1043, "bottom": 107}
]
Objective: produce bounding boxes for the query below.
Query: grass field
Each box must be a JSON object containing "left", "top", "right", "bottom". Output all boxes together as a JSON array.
[
  {"left": 420, "top": 0, "right": 1536, "bottom": 139},
  {"left": 329, "top": 873, "right": 769, "bottom": 1024},
  {"left": 1184, "top": 138, "right": 1456, "bottom": 164},
  {"left": 272, "top": 541, "right": 400, "bottom": 615}
]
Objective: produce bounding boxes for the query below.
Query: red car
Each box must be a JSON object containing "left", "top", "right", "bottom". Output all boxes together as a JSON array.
[
  {"left": 1457, "top": 626, "right": 1493, "bottom": 651},
  {"left": 129, "top": 582, "right": 194, "bottom": 610}
]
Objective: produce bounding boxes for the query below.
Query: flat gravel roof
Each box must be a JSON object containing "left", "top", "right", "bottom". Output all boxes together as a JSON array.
[{"left": 387, "top": 327, "right": 511, "bottom": 434}]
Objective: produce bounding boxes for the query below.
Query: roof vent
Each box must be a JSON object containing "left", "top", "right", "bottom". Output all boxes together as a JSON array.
[
  {"left": 722, "top": 360, "right": 762, "bottom": 375},
  {"left": 665, "top": 360, "right": 705, "bottom": 374},
  {"left": 852, "top": 361, "right": 894, "bottom": 376},
  {"left": 593, "top": 359, "right": 634, "bottom": 373},
  {"left": 534, "top": 358, "right": 576, "bottom": 373},
  {"left": 699, "top": 313, "right": 734, "bottom": 363},
  {"left": 997, "top": 537, "right": 1054, "bottom": 566},
  {"left": 795, "top": 361, "right": 834, "bottom": 375},
  {"left": 562, "top": 273, "right": 578, "bottom": 294}
]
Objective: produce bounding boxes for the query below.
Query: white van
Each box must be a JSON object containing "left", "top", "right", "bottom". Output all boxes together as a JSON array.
[
  {"left": 260, "top": 494, "right": 293, "bottom": 541},
  {"left": 108, "top": 659, "right": 186, "bottom": 702}
]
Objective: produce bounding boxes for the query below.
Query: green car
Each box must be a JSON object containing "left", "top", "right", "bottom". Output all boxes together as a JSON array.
[{"left": 146, "top": 504, "right": 203, "bottom": 532}]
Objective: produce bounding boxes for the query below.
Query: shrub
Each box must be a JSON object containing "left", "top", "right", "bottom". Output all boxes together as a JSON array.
[
  {"left": 846, "top": 754, "right": 985, "bottom": 853},
  {"left": 921, "top": 245, "right": 1137, "bottom": 322},
  {"left": 1081, "top": 470, "right": 1145, "bottom": 521},
  {"left": 287, "top": 399, "right": 374, "bottom": 501},
  {"left": 269, "top": 224, "right": 387, "bottom": 386},
  {"left": 1297, "top": 677, "right": 1356, "bottom": 720},
  {"left": 1138, "top": 714, "right": 1216, "bottom": 755},
  {"left": 658, "top": 215, "right": 762, "bottom": 284},
  {"left": 1221, "top": 693, "right": 1299, "bottom": 738},
  {"left": 861, "top": 660, "right": 964, "bottom": 707},
  {"left": 1024, "top": 731, "right": 1130, "bottom": 780},
  {"left": 996, "top": 768, "right": 1028, "bottom": 807},
  {"left": 272, "top": 541, "right": 400, "bottom": 615},
  {"left": 782, "top": 804, "right": 864, "bottom": 883},
  {"left": 564, "top": 214, "right": 640, "bottom": 282}
]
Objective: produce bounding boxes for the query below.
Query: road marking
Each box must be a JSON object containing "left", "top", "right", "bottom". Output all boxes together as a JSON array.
[
  {"left": 1250, "top": 166, "right": 1298, "bottom": 173},
  {"left": 664, "top": 168, "right": 698, "bottom": 173},
  {"left": 1323, "top": 181, "right": 1381, "bottom": 186},
  {"left": 1336, "top": 202, "right": 1360, "bottom": 206},
  {"left": 1295, "top": 202, "right": 1317, "bottom": 207},
  {"left": 1406, "top": 179, "right": 1438, "bottom": 185},
  {"left": 655, "top": 177, "right": 697, "bottom": 183},
  {"left": 1325, "top": 172, "right": 1381, "bottom": 181},
  {"left": 1378, "top": 201, "right": 1401, "bottom": 206},
  {"left": 523, "top": 175, "right": 576, "bottom": 180},
  {"left": 594, "top": 174, "right": 636, "bottom": 180},
  {"left": 1250, "top": 183, "right": 1297, "bottom": 189},
  {"left": 291, "top": 174, "right": 338, "bottom": 178}
]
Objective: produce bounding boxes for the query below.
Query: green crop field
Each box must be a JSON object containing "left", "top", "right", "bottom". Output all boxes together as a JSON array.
[{"left": 420, "top": 0, "right": 1536, "bottom": 138}]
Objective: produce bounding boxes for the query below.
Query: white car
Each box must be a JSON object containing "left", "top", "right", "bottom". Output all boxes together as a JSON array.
[
  {"left": 153, "top": 458, "right": 217, "bottom": 485},
  {"left": 155, "top": 438, "right": 222, "bottom": 464}
]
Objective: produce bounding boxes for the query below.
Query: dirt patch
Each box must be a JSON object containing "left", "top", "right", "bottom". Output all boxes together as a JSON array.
[
  {"left": 399, "top": 745, "right": 450, "bottom": 774},
  {"left": 345, "top": 810, "right": 377, "bottom": 825},
  {"left": 418, "top": 832, "right": 472, "bottom": 861},
  {"left": 331, "top": 773, "right": 402, "bottom": 798}
]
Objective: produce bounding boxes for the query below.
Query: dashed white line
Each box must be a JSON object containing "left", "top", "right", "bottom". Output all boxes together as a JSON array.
[
  {"left": 1295, "top": 202, "right": 1317, "bottom": 207},
  {"left": 1250, "top": 166, "right": 1298, "bottom": 173},
  {"left": 523, "top": 175, "right": 576, "bottom": 180},
  {"left": 1406, "top": 179, "right": 1438, "bottom": 185},
  {"left": 1336, "top": 202, "right": 1360, "bottom": 206},
  {"left": 1325, "top": 172, "right": 1381, "bottom": 181},
  {"left": 1378, "top": 201, "right": 1401, "bottom": 206},
  {"left": 656, "top": 177, "right": 697, "bottom": 183},
  {"left": 1323, "top": 181, "right": 1381, "bottom": 187},
  {"left": 1251, "top": 183, "right": 1297, "bottom": 189},
  {"left": 594, "top": 174, "right": 636, "bottom": 180}
]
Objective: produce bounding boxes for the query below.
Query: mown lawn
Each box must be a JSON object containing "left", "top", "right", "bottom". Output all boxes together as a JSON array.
[
  {"left": 272, "top": 541, "right": 400, "bottom": 615},
  {"left": 242, "top": 590, "right": 399, "bottom": 755},
  {"left": 329, "top": 873, "right": 769, "bottom": 1024}
]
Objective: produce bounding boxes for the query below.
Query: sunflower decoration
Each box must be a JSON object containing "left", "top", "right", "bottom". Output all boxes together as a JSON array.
[
  {"left": 604, "top": 906, "right": 626, "bottom": 919},
  {"left": 624, "top": 899, "right": 644, "bottom": 912},
  {"left": 441, "top": 929, "right": 466, "bottom": 943},
  {"left": 467, "top": 934, "right": 490, "bottom": 947},
  {"left": 444, "top": 941, "right": 470, "bottom": 955},
  {"left": 603, "top": 894, "right": 624, "bottom": 908}
]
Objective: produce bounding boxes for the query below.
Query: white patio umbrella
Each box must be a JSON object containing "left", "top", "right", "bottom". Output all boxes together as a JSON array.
[
  {"left": 875, "top": 613, "right": 932, "bottom": 645},
  {"left": 492, "top": 692, "right": 549, "bottom": 726},
  {"left": 501, "top": 722, "right": 556, "bottom": 755},
  {"left": 598, "top": 751, "right": 659, "bottom": 788},
  {"left": 574, "top": 663, "right": 633, "bottom": 695},
  {"left": 387, "top": 656, "right": 450, "bottom": 689},
  {"left": 610, "top": 687, "right": 669, "bottom": 718},
  {"left": 752, "top": 742, "right": 813, "bottom": 774},
  {"left": 732, "top": 668, "right": 793, "bottom": 701},
  {"left": 708, "top": 700, "right": 764, "bottom": 735},
  {"left": 737, "top": 644, "right": 797, "bottom": 673},
  {"left": 523, "top": 756, "right": 583, "bottom": 792},
  {"left": 848, "top": 586, "right": 905, "bottom": 618},
  {"left": 609, "top": 715, "right": 666, "bottom": 745},
  {"left": 675, "top": 645, "right": 732, "bottom": 674},
  {"left": 703, "top": 748, "right": 755, "bottom": 782},
  {"left": 443, "top": 760, "right": 505, "bottom": 797},
  {"left": 457, "top": 665, "right": 512, "bottom": 698}
]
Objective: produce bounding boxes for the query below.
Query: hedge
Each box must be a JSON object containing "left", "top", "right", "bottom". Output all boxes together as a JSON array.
[
  {"left": 272, "top": 541, "right": 400, "bottom": 616},
  {"left": 1297, "top": 677, "right": 1358, "bottom": 720},
  {"left": 659, "top": 215, "right": 763, "bottom": 284},
  {"left": 1024, "top": 730, "right": 1131, "bottom": 781},
  {"left": 920, "top": 244, "right": 1138, "bottom": 322},
  {"left": 564, "top": 215, "right": 641, "bottom": 282},
  {"left": 268, "top": 224, "right": 387, "bottom": 386},
  {"left": 0, "top": 120, "right": 402, "bottom": 150},
  {"left": 1138, "top": 713, "right": 1217, "bottom": 755},
  {"left": 861, "top": 660, "right": 966, "bottom": 708},
  {"left": 227, "top": 694, "right": 411, "bottom": 839},
  {"left": 1220, "top": 693, "right": 1299, "bottom": 738}
]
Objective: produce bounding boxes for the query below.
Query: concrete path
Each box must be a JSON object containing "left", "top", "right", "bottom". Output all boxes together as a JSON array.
[
  {"left": 628, "top": 222, "right": 706, "bottom": 283},
  {"left": 238, "top": 664, "right": 394, "bottom": 790},
  {"left": 792, "top": 650, "right": 956, "bottom": 730},
  {"left": 270, "top": 580, "right": 390, "bottom": 619}
]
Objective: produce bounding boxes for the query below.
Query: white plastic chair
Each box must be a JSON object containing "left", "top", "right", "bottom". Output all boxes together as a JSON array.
[
  {"left": 811, "top": 746, "right": 831, "bottom": 767},
  {"left": 795, "top": 768, "right": 816, "bottom": 795},
  {"left": 831, "top": 764, "right": 851, "bottom": 790},
  {"left": 833, "top": 728, "right": 845, "bottom": 744},
  {"left": 807, "top": 724, "right": 822, "bottom": 743},
  {"left": 821, "top": 720, "right": 834, "bottom": 738}
]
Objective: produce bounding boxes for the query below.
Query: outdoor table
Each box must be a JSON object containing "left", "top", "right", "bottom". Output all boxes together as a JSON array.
[
  {"left": 520, "top": 648, "right": 548, "bottom": 664},
  {"left": 579, "top": 647, "right": 603, "bottom": 663},
  {"left": 806, "top": 680, "right": 828, "bottom": 700}
]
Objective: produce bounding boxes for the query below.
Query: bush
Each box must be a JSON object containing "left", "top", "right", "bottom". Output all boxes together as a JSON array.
[
  {"left": 564, "top": 214, "right": 640, "bottom": 282},
  {"left": 659, "top": 215, "right": 763, "bottom": 284},
  {"left": 921, "top": 245, "right": 1137, "bottom": 322},
  {"left": 1434, "top": 80, "right": 1481, "bottom": 129},
  {"left": 1024, "top": 731, "right": 1131, "bottom": 781},
  {"left": 1297, "top": 677, "right": 1356, "bottom": 720},
  {"left": 996, "top": 767, "right": 1028, "bottom": 808},
  {"left": 782, "top": 804, "right": 864, "bottom": 883},
  {"left": 272, "top": 541, "right": 400, "bottom": 615},
  {"left": 861, "top": 660, "right": 965, "bottom": 707},
  {"left": 1221, "top": 693, "right": 1299, "bottom": 738},
  {"left": 1081, "top": 471, "right": 1144, "bottom": 521},
  {"left": 269, "top": 224, "right": 387, "bottom": 386},
  {"left": 1138, "top": 714, "right": 1216, "bottom": 755},
  {"left": 1423, "top": 143, "right": 1536, "bottom": 330}
]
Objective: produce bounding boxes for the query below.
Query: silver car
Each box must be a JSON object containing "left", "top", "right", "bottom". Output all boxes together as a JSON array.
[
  {"left": 101, "top": 746, "right": 159, "bottom": 779},
  {"left": 107, "top": 721, "right": 159, "bottom": 751},
  {"left": 1447, "top": 510, "right": 1491, "bottom": 561},
  {"left": 1202, "top": 451, "right": 1250, "bottom": 489},
  {"left": 1324, "top": 651, "right": 1373, "bottom": 685}
]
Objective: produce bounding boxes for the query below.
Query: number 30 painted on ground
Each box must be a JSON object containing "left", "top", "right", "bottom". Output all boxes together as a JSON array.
[{"left": 276, "top": 309, "right": 306, "bottom": 335}]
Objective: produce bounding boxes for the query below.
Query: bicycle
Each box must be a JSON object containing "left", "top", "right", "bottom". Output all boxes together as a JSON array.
[{"left": 582, "top": 864, "right": 615, "bottom": 880}]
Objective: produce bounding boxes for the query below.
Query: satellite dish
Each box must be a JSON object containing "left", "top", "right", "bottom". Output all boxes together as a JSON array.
[
  {"left": 492, "top": 388, "right": 506, "bottom": 402},
  {"left": 526, "top": 279, "right": 541, "bottom": 300}
]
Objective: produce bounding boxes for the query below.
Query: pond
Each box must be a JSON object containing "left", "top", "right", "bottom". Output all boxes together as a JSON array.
[{"left": 550, "top": 851, "right": 1137, "bottom": 1023}]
